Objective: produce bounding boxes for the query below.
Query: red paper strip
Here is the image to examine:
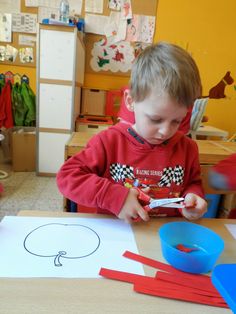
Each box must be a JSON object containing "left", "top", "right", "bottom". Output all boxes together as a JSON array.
[
  {"left": 99, "top": 267, "right": 149, "bottom": 283},
  {"left": 123, "top": 250, "right": 181, "bottom": 273},
  {"left": 134, "top": 284, "right": 228, "bottom": 308},
  {"left": 100, "top": 251, "right": 228, "bottom": 309},
  {"left": 124, "top": 250, "right": 212, "bottom": 283},
  {"left": 176, "top": 244, "right": 199, "bottom": 253},
  {"left": 99, "top": 267, "right": 227, "bottom": 308},
  {"left": 139, "top": 275, "right": 226, "bottom": 303},
  {"left": 156, "top": 271, "right": 221, "bottom": 297}
]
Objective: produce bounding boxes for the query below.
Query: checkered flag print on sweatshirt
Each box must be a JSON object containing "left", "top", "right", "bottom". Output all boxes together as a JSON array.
[
  {"left": 158, "top": 165, "right": 184, "bottom": 187},
  {"left": 110, "top": 163, "right": 135, "bottom": 182}
]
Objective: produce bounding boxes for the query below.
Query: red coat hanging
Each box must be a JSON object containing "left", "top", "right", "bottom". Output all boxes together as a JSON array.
[{"left": 0, "top": 81, "right": 14, "bottom": 129}]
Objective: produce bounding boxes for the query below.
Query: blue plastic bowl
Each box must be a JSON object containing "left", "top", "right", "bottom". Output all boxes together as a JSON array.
[{"left": 159, "top": 222, "right": 224, "bottom": 274}]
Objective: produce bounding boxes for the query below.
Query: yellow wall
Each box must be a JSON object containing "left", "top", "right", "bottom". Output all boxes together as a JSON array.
[{"left": 155, "top": 0, "right": 236, "bottom": 136}]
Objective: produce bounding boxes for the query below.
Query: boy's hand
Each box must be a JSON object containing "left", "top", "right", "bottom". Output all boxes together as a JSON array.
[
  {"left": 118, "top": 188, "right": 150, "bottom": 223},
  {"left": 182, "top": 193, "right": 207, "bottom": 220}
]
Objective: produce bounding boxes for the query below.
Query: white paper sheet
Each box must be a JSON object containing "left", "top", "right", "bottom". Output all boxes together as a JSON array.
[
  {"left": 25, "top": 0, "right": 39, "bottom": 6},
  {"left": 38, "top": 6, "right": 60, "bottom": 23},
  {"left": 225, "top": 224, "right": 236, "bottom": 240},
  {"left": 108, "top": 0, "right": 121, "bottom": 11},
  {"left": 120, "top": 0, "right": 132, "bottom": 20},
  {"left": 85, "top": 0, "right": 103, "bottom": 13},
  {"left": 85, "top": 14, "right": 109, "bottom": 34},
  {"left": 70, "top": 0, "right": 83, "bottom": 16},
  {"left": 0, "top": 216, "right": 144, "bottom": 278},
  {"left": 104, "top": 11, "right": 127, "bottom": 43},
  {"left": 126, "top": 14, "right": 156, "bottom": 44},
  {"left": 0, "top": 13, "right": 12, "bottom": 43},
  {"left": 0, "top": 0, "right": 20, "bottom": 13},
  {"left": 18, "top": 35, "right": 37, "bottom": 46},
  {"left": 27, "top": 0, "right": 60, "bottom": 8},
  {"left": 12, "top": 13, "right": 37, "bottom": 33}
]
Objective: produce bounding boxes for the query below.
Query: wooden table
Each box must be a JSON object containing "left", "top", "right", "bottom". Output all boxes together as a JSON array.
[
  {"left": 65, "top": 133, "right": 236, "bottom": 163},
  {"left": 64, "top": 132, "right": 94, "bottom": 160},
  {"left": 196, "top": 140, "right": 236, "bottom": 164},
  {"left": 0, "top": 210, "right": 234, "bottom": 314}
]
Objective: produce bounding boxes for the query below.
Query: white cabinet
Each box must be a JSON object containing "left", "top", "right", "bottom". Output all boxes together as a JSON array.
[{"left": 37, "top": 24, "right": 85, "bottom": 175}]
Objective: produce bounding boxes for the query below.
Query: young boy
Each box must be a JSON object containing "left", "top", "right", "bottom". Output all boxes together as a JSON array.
[{"left": 57, "top": 42, "right": 207, "bottom": 223}]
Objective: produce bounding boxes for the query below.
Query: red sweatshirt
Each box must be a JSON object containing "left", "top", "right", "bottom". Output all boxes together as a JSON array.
[{"left": 57, "top": 123, "right": 204, "bottom": 217}]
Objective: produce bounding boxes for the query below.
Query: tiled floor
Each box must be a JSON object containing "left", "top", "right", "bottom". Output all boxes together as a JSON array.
[{"left": 0, "top": 146, "right": 64, "bottom": 221}]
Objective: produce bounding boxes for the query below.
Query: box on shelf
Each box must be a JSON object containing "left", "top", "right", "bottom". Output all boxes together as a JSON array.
[
  {"left": 75, "top": 114, "right": 113, "bottom": 133},
  {"left": 81, "top": 88, "right": 106, "bottom": 115},
  {"left": 12, "top": 127, "right": 36, "bottom": 171}
]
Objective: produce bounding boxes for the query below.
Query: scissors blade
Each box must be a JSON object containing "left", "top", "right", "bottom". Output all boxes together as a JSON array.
[
  {"left": 161, "top": 203, "right": 185, "bottom": 208},
  {"left": 149, "top": 197, "right": 184, "bottom": 209}
]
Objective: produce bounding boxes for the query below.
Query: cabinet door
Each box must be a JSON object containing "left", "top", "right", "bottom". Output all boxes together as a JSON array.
[
  {"left": 38, "top": 132, "right": 71, "bottom": 174},
  {"left": 39, "top": 29, "right": 75, "bottom": 80},
  {"left": 39, "top": 83, "right": 73, "bottom": 129}
]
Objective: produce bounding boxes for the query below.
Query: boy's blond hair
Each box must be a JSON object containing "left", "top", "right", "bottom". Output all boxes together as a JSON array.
[{"left": 130, "top": 41, "right": 202, "bottom": 107}]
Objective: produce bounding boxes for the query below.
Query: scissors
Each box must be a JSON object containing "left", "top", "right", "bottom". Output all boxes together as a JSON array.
[{"left": 133, "top": 188, "right": 185, "bottom": 221}]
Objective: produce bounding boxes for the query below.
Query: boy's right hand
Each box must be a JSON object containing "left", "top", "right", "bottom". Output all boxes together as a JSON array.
[{"left": 118, "top": 188, "right": 150, "bottom": 223}]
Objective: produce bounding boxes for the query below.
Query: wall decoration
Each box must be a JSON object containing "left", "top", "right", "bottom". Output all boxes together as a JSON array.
[
  {"left": 90, "top": 37, "right": 135, "bottom": 73},
  {"left": 108, "top": 0, "right": 121, "bottom": 11},
  {"left": 84, "top": 0, "right": 158, "bottom": 76},
  {"left": 208, "top": 71, "right": 234, "bottom": 99},
  {"left": 85, "top": 0, "right": 104, "bottom": 14},
  {"left": 126, "top": 14, "right": 156, "bottom": 44},
  {"left": 12, "top": 13, "right": 37, "bottom": 34},
  {"left": 0, "top": 13, "right": 12, "bottom": 43}
]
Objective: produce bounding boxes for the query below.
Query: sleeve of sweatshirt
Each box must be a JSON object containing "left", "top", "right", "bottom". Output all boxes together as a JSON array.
[
  {"left": 56, "top": 134, "right": 129, "bottom": 216},
  {"left": 182, "top": 140, "right": 205, "bottom": 199}
]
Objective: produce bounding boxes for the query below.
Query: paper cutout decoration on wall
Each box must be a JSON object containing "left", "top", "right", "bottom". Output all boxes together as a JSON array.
[
  {"left": 90, "top": 37, "right": 135, "bottom": 73},
  {"left": 207, "top": 71, "right": 234, "bottom": 99}
]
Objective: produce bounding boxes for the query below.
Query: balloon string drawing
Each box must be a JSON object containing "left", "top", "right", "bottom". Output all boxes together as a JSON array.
[{"left": 23, "top": 223, "right": 101, "bottom": 267}]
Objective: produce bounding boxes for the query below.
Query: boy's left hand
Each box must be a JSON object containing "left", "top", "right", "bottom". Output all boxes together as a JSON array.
[{"left": 182, "top": 193, "right": 207, "bottom": 220}]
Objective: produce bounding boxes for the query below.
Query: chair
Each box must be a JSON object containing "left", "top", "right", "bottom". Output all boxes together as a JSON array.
[
  {"left": 189, "top": 98, "right": 228, "bottom": 140},
  {"left": 190, "top": 98, "right": 209, "bottom": 134}
]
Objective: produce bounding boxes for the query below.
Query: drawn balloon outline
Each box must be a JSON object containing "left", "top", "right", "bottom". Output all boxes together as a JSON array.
[{"left": 23, "top": 223, "right": 101, "bottom": 267}]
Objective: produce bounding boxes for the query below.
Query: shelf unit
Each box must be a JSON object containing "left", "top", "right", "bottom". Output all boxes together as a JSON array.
[{"left": 36, "top": 24, "right": 85, "bottom": 175}]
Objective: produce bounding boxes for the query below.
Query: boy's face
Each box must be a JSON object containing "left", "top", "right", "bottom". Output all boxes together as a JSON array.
[{"left": 128, "top": 90, "right": 188, "bottom": 145}]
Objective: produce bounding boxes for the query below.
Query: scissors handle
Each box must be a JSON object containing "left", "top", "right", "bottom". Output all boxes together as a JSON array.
[
  {"left": 135, "top": 188, "right": 152, "bottom": 204},
  {"left": 133, "top": 188, "right": 184, "bottom": 222}
]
